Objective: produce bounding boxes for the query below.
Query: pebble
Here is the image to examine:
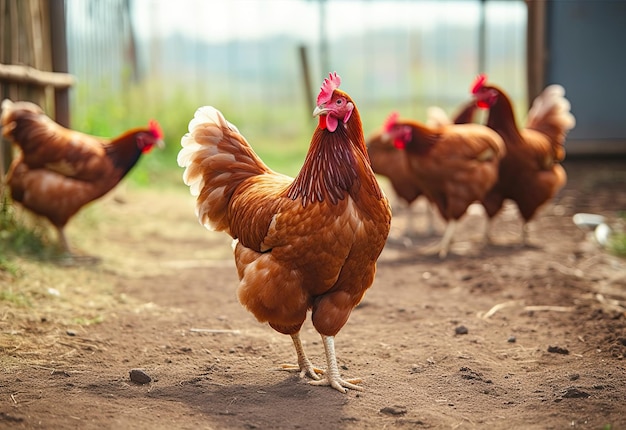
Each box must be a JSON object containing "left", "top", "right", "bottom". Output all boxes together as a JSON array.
[
  {"left": 561, "top": 387, "right": 590, "bottom": 399},
  {"left": 380, "top": 405, "right": 407, "bottom": 416},
  {"left": 454, "top": 325, "right": 468, "bottom": 335},
  {"left": 129, "top": 369, "right": 152, "bottom": 384},
  {"left": 547, "top": 345, "right": 569, "bottom": 355}
]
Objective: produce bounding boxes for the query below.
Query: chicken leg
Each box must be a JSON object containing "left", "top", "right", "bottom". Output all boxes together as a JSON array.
[
  {"left": 55, "top": 225, "right": 100, "bottom": 265},
  {"left": 309, "top": 335, "right": 363, "bottom": 393},
  {"left": 420, "top": 220, "right": 457, "bottom": 259},
  {"left": 281, "top": 332, "right": 323, "bottom": 380},
  {"left": 521, "top": 222, "right": 531, "bottom": 246},
  {"left": 54, "top": 225, "right": 71, "bottom": 255}
]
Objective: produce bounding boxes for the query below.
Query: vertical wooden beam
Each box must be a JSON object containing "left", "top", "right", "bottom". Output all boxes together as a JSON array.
[
  {"left": 49, "top": 0, "right": 70, "bottom": 127},
  {"left": 478, "top": 0, "right": 487, "bottom": 73},
  {"left": 526, "top": 0, "right": 547, "bottom": 104},
  {"left": 298, "top": 45, "right": 314, "bottom": 114}
]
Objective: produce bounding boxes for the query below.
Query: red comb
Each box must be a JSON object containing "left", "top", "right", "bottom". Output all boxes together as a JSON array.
[
  {"left": 471, "top": 74, "right": 487, "bottom": 94},
  {"left": 383, "top": 112, "right": 399, "bottom": 132},
  {"left": 316, "top": 72, "right": 342, "bottom": 106},
  {"left": 149, "top": 119, "right": 163, "bottom": 139}
]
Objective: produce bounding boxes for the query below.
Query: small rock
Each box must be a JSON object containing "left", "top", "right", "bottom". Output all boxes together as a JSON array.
[
  {"left": 66, "top": 330, "right": 76, "bottom": 337},
  {"left": 562, "top": 387, "right": 590, "bottom": 399},
  {"left": 129, "top": 369, "right": 152, "bottom": 384},
  {"left": 455, "top": 326, "right": 469, "bottom": 335},
  {"left": 507, "top": 336, "right": 516, "bottom": 343},
  {"left": 547, "top": 345, "right": 569, "bottom": 355},
  {"left": 380, "top": 405, "right": 407, "bottom": 416}
]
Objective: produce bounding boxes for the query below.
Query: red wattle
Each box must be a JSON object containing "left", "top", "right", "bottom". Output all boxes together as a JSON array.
[
  {"left": 318, "top": 115, "right": 327, "bottom": 130},
  {"left": 393, "top": 139, "right": 406, "bottom": 150}
]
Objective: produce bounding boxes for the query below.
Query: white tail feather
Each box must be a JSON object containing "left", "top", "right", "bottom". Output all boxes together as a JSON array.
[
  {"left": 527, "top": 85, "right": 576, "bottom": 131},
  {"left": 426, "top": 106, "right": 452, "bottom": 127},
  {"left": 178, "top": 105, "right": 270, "bottom": 233}
]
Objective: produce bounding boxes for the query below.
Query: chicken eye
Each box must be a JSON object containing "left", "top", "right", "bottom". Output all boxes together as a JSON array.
[{"left": 336, "top": 98, "right": 343, "bottom": 106}]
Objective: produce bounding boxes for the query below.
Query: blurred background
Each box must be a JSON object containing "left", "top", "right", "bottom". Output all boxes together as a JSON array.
[{"left": 1, "top": 0, "right": 625, "bottom": 183}]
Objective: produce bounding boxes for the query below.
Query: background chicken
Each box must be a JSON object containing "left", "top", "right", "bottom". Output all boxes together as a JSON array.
[
  {"left": 367, "top": 100, "right": 478, "bottom": 242},
  {"left": 177, "top": 72, "right": 391, "bottom": 393},
  {"left": 1, "top": 99, "right": 163, "bottom": 260},
  {"left": 471, "top": 75, "right": 576, "bottom": 244},
  {"left": 381, "top": 110, "right": 505, "bottom": 258}
]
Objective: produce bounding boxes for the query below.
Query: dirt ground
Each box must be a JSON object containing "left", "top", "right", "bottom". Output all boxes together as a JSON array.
[{"left": 1, "top": 158, "right": 626, "bottom": 430}]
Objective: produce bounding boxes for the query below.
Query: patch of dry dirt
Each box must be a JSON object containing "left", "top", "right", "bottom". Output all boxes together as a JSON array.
[{"left": 1, "top": 159, "right": 626, "bottom": 429}]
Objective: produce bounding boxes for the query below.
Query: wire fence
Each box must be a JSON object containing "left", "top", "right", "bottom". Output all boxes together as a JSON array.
[{"left": 65, "top": 0, "right": 527, "bottom": 127}]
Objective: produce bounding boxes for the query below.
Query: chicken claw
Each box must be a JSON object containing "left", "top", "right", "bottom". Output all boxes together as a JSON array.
[
  {"left": 280, "top": 363, "right": 324, "bottom": 380},
  {"left": 309, "top": 335, "right": 364, "bottom": 394},
  {"left": 281, "top": 333, "right": 323, "bottom": 380},
  {"left": 309, "top": 373, "right": 363, "bottom": 393}
]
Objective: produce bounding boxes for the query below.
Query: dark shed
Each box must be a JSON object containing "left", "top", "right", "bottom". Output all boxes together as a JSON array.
[{"left": 527, "top": 0, "right": 626, "bottom": 155}]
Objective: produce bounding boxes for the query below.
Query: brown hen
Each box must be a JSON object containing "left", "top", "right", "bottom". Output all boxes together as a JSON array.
[
  {"left": 381, "top": 111, "right": 505, "bottom": 258},
  {"left": 178, "top": 73, "right": 391, "bottom": 393},
  {"left": 1, "top": 99, "right": 163, "bottom": 259},
  {"left": 471, "top": 75, "right": 575, "bottom": 244}
]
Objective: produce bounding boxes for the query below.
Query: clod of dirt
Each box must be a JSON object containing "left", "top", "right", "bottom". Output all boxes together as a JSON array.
[
  {"left": 380, "top": 406, "right": 407, "bottom": 416},
  {"left": 129, "top": 369, "right": 152, "bottom": 384},
  {"left": 459, "top": 367, "right": 493, "bottom": 384},
  {"left": 0, "top": 412, "right": 24, "bottom": 423},
  {"left": 547, "top": 345, "right": 569, "bottom": 355},
  {"left": 561, "top": 387, "right": 591, "bottom": 399},
  {"left": 454, "top": 325, "right": 468, "bottom": 335}
]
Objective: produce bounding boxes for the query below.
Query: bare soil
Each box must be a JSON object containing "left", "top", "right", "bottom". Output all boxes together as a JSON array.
[{"left": 1, "top": 158, "right": 626, "bottom": 430}]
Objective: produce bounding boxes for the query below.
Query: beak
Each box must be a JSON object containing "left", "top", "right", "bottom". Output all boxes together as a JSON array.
[
  {"left": 156, "top": 139, "right": 165, "bottom": 149},
  {"left": 313, "top": 105, "right": 327, "bottom": 117}
]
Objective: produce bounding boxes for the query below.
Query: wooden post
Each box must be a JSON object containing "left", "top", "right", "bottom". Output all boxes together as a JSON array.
[
  {"left": 298, "top": 45, "right": 314, "bottom": 114},
  {"left": 526, "top": 0, "right": 547, "bottom": 105},
  {"left": 49, "top": 0, "right": 70, "bottom": 127},
  {"left": 478, "top": 0, "right": 487, "bottom": 73}
]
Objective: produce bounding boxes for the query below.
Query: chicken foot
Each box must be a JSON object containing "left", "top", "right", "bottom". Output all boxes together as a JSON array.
[
  {"left": 309, "top": 335, "right": 363, "bottom": 393},
  {"left": 55, "top": 226, "right": 100, "bottom": 266},
  {"left": 281, "top": 332, "right": 323, "bottom": 380},
  {"left": 420, "top": 220, "right": 457, "bottom": 259}
]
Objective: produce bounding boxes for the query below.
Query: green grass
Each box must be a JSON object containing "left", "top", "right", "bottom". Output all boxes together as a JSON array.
[
  {"left": 70, "top": 77, "right": 320, "bottom": 185},
  {"left": 0, "top": 288, "right": 31, "bottom": 307},
  {"left": 68, "top": 76, "right": 445, "bottom": 185},
  {"left": 608, "top": 212, "right": 626, "bottom": 258},
  {"left": 0, "top": 192, "right": 55, "bottom": 260}
]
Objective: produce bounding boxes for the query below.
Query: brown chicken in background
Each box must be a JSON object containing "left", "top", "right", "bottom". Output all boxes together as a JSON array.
[
  {"left": 178, "top": 72, "right": 391, "bottom": 393},
  {"left": 367, "top": 100, "right": 478, "bottom": 241},
  {"left": 471, "top": 74, "right": 576, "bottom": 244},
  {"left": 1, "top": 99, "right": 163, "bottom": 259},
  {"left": 380, "top": 110, "right": 505, "bottom": 258}
]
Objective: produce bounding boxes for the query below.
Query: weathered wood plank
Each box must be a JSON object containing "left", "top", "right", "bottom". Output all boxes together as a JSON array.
[{"left": 0, "top": 63, "right": 74, "bottom": 89}]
